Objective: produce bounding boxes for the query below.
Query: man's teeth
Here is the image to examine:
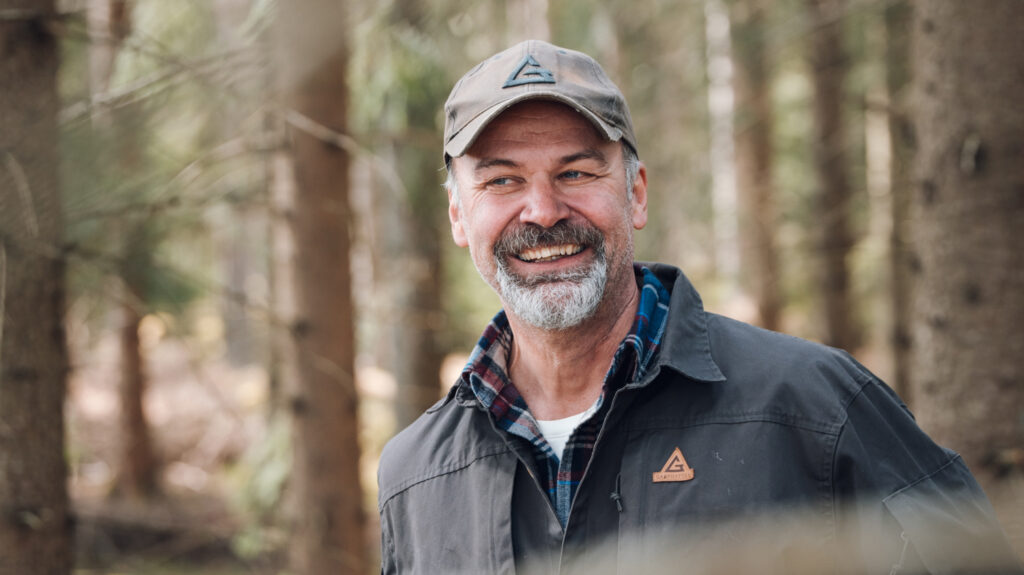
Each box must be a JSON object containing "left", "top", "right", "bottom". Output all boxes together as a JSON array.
[{"left": 518, "top": 244, "right": 582, "bottom": 263}]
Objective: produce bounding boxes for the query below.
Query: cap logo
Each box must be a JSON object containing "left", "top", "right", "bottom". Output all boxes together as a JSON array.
[{"left": 503, "top": 54, "right": 556, "bottom": 88}]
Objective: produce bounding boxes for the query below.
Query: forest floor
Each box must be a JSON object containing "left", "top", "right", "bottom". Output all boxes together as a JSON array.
[
  {"left": 67, "top": 324, "right": 286, "bottom": 575},
  {"left": 65, "top": 310, "right": 404, "bottom": 575}
]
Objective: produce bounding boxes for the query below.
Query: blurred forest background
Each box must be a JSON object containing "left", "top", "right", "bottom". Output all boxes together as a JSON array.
[{"left": 1, "top": 0, "right": 1022, "bottom": 573}]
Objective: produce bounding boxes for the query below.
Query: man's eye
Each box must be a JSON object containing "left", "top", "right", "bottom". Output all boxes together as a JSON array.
[
  {"left": 560, "top": 170, "right": 590, "bottom": 180},
  {"left": 487, "top": 177, "right": 514, "bottom": 186}
]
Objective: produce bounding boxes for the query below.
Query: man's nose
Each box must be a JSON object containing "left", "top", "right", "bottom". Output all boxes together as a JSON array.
[{"left": 519, "top": 178, "right": 570, "bottom": 228}]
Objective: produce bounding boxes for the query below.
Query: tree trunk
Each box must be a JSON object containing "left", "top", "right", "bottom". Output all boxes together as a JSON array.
[
  {"left": 367, "top": 8, "right": 450, "bottom": 429},
  {"left": 273, "top": 2, "right": 366, "bottom": 573},
  {"left": 376, "top": 140, "right": 447, "bottom": 429},
  {"left": 806, "top": 0, "right": 858, "bottom": 350},
  {"left": 910, "top": 0, "right": 1024, "bottom": 484},
  {"left": 87, "top": 0, "right": 159, "bottom": 499},
  {"left": 600, "top": 0, "right": 711, "bottom": 282},
  {"left": 705, "top": 0, "right": 741, "bottom": 298},
  {"left": 214, "top": 0, "right": 259, "bottom": 367},
  {"left": 506, "top": 0, "right": 550, "bottom": 42},
  {"left": 116, "top": 228, "right": 159, "bottom": 498},
  {"left": 730, "top": 0, "right": 781, "bottom": 331},
  {"left": 885, "top": 0, "right": 913, "bottom": 404},
  {"left": 0, "top": 2, "right": 72, "bottom": 573}
]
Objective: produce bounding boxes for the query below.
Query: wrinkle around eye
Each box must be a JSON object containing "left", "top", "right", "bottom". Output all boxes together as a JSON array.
[
  {"left": 559, "top": 170, "right": 598, "bottom": 183},
  {"left": 483, "top": 176, "right": 521, "bottom": 189}
]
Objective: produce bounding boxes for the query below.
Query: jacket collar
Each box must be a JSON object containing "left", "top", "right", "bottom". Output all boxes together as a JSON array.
[{"left": 636, "top": 262, "right": 726, "bottom": 384}]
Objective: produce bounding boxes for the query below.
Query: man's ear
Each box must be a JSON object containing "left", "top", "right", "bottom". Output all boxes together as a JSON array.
[
  {"left": 449, "top": 187, "right": 469, "bottom": 247},
  {"left": 631, "top": 162, "right": 648, "bottom": 230}
]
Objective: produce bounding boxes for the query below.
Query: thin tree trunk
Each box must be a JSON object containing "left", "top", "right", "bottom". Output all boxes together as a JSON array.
[
  {"left": 274, "top": 2, "right": 366, "bottom": 573},
  {"left": 116, "top": 228, "right": 158, "bottom": 498},
  {"left": 214, "top": 0, "right": 259, "bottom": 367},
  {"left": 506, "top": 0, "right": 550, "bottom": 42},
  {"left": 705, "top": 0, "right": 741, "bottom": 298},
  {"left": 885, "top": 0, "right": 913, "bottom": 403},
  {"left": 663, "top": 4, "right": 715, "bottom": 273},
  {"left": 910, "top": 0, "right": 1024, "bottom": 484},
  {"left": 368, "top": 6, "right": 449, "bottom": 428},
  {"left": 87, "top": 0, "right": 160, "bottom": 499},
  {"left": 730, "top": 0, "right": 781, "bottom": 330},
  {"left": 381, "top": 141, "right": 446, "bottom": 428},
  {"left": 259, "top": 2, "right": 283, "bottom": 414},
  {"left": 116, "top": 297, "right": 158, "bottom": 497},
  {"left": 603, "top": 0, "right": 710, "bottom": 278},
  {"left": 807, "top": 0, "right": 858, "bottom": 350},
  {"left": 0, "top": 2, "right": 71, "bottom": 572}
]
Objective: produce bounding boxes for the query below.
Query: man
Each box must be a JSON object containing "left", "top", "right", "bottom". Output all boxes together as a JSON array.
[{"left": 378, "top": 40, "right": 1019, "bottom": 574}]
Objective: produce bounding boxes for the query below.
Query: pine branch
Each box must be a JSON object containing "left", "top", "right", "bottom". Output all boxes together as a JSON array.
[{"left": 60, "top": 49, "right": 262, "bottom": 126}]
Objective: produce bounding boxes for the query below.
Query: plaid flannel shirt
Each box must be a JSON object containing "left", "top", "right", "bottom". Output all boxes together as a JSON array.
[{"left": 461, "top": 265, "right": 671, "bottom": 526}]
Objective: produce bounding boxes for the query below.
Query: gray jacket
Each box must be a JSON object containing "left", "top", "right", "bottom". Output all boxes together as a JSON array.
[{"left": 378, "top": 263, "right": 1019, "bottom": 574}]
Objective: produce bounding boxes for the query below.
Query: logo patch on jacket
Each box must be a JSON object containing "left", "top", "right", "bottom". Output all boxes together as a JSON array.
[{"left": 653, "top": 447, "right": 695, "bottom": 483}]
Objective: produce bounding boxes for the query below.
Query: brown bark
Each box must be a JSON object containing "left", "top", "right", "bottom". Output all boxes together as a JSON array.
[
  {"left": 806, "top": 0, "right": 859, "bottom": 351},
  {"left": 0, "top": 2, "right": 71, "bottom": 573},
  {"left": 116, "top": 231, "right": 158, "bottom": 499},
  {"left": 730, "top": 0, "right": 782, "bottom": 331},
  {"left": 885, "top": 0, "right": 913, "bottom": 404},
  {"left": 273, "top": 1, "right": 367, "bottom": 573},
  {"left": 910, "top": 0, "right": 1024, "bottom": 483},
  {"left": 116, "top": 299, "right": 158, "bottom": 497}
]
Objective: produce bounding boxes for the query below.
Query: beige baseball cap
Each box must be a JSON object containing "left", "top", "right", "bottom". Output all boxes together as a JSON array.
[{"left": 443, "top": 40, "right": 637, "bottom": 162}]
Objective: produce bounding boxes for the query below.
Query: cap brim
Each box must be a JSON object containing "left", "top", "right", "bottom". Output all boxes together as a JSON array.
[{"left": 444, "top": 92, "right": 624, "bottom": 160}]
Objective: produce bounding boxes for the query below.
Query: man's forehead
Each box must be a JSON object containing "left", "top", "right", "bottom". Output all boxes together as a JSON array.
[
  {"left": 468, "top": 148, "right": 611, "bottom": 175},
  {"left": 465, "top": 100, "right": 611, "bottom": 156}
]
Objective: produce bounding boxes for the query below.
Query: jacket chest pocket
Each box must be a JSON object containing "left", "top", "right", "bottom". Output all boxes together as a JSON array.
[{"left": 615, "top": 423, "right": 833, "bottom": 573}]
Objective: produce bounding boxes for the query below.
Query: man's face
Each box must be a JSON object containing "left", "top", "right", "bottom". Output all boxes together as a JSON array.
[{"left": 448, "top": 100, "right": 648, "bottom": 330}]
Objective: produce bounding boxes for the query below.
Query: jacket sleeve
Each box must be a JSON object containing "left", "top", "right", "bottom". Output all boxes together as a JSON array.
[{"left": 833, "top": 376, "right": 1022, "bottom": 574}]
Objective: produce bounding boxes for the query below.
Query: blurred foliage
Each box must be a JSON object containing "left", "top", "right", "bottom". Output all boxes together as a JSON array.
[
  {"left": 228, "top": 414, "right": 290, "bottom": 562},
  {"left": 59, "top": 1, "right": 231, "bottom": 337}
]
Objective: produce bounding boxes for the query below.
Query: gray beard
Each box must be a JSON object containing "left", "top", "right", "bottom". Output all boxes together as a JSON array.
[{"left": 494, "top": 251, "right": 608, "bottom": 331}]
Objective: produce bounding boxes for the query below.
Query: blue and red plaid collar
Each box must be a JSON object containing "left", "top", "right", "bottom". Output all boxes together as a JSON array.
[{"left": 460, "top": 265, "right": 671, "bottom": 525}]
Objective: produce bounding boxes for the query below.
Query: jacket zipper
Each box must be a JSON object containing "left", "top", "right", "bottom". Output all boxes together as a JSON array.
[{"left": 556, "top": 367, "right": 664, "bottom": 573}]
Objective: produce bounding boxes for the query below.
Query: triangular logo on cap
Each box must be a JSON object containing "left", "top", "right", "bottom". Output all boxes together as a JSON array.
[
  {"left": 652, "top": 447, "right": 695, "bottom": 483},
  {"left": 503, "top": 54, "right": 556, "bottom": 88}
]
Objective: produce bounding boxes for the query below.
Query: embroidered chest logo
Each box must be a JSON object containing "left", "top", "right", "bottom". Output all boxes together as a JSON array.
[
  {"left": 503, "top": 54, "right": 556, "bottom": 88},
  {"left": 652, "top": 447, "right": 695, "bottom": 483}
]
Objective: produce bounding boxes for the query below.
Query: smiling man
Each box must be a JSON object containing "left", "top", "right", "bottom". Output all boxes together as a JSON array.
[{"left": 377, "top": 41, "right": 1020, "bottom": 574}]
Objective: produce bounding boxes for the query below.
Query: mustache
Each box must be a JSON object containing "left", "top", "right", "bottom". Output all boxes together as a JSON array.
[{"left": 493, "top": 221, "right": 604, "bottom": 261}]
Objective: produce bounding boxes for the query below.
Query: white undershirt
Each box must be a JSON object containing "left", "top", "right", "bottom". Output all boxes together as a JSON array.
[{"left": 536, "top": 400, "right": 600, "bottom": 461}]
